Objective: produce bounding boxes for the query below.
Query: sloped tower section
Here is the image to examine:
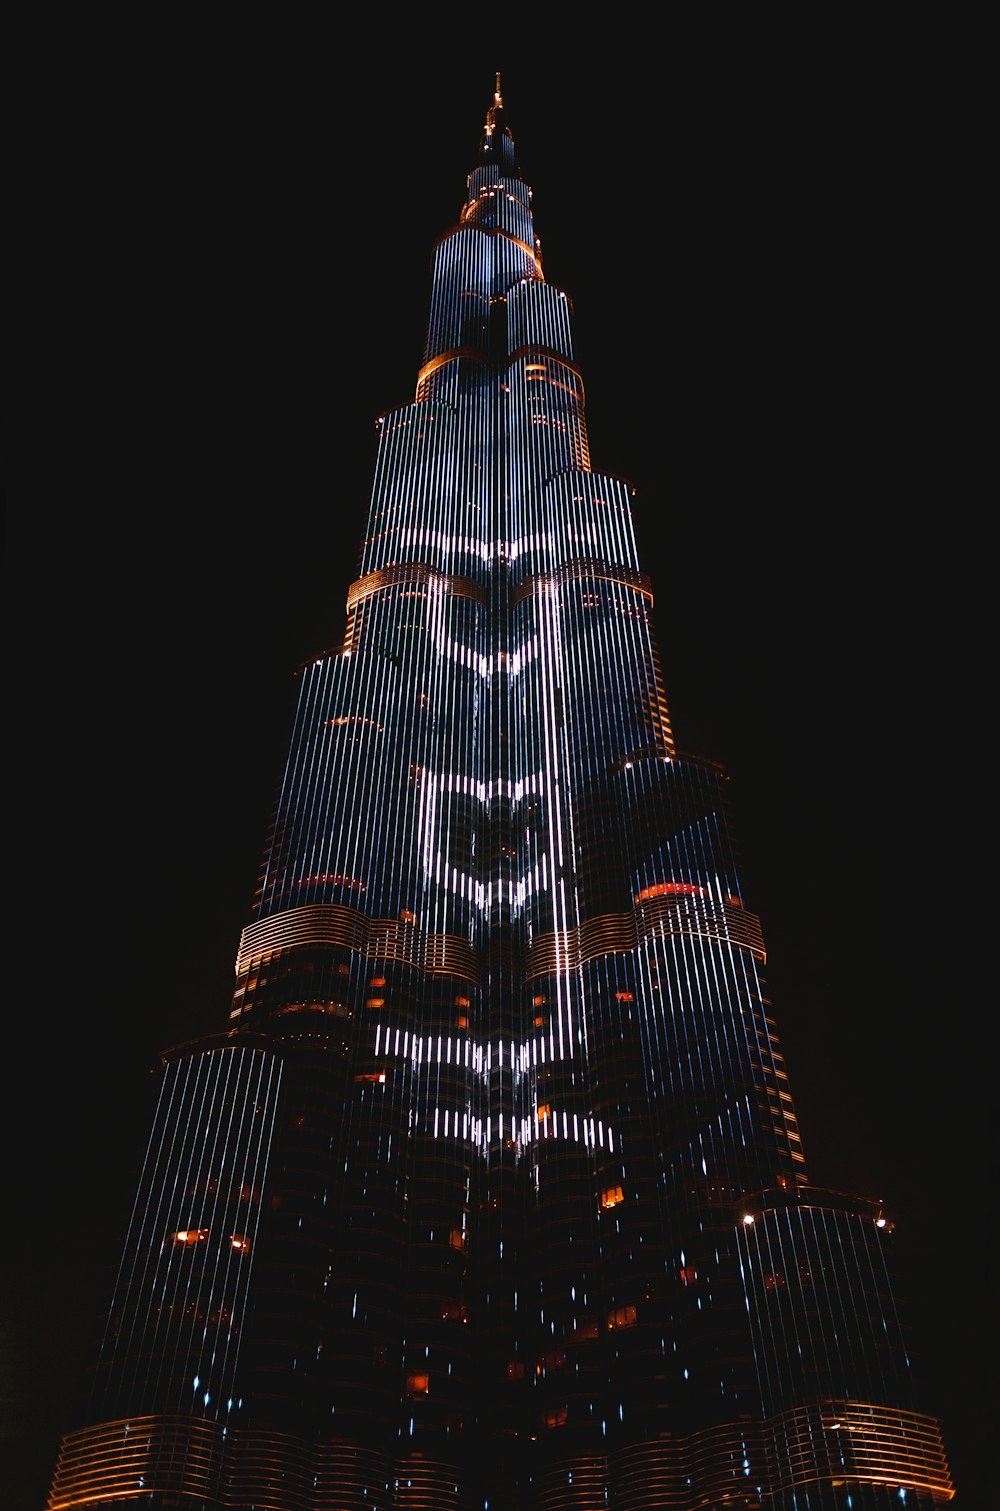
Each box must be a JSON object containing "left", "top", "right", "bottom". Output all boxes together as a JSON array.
[{"left": 47, "top": 78, "right": 952, "bottom": 1511}]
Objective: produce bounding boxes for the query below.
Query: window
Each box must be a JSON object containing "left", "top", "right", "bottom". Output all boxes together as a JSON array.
[{"left": 635, "top": 880, "right": 706, "bottom": 903}]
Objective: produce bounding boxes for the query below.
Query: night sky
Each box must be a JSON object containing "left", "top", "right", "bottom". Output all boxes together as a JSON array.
[{"left": 6, "top": 45, "right": 988, "bottom": 1508}]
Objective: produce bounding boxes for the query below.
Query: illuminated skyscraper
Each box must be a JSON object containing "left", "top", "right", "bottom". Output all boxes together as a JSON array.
[{"left": 47, "top": 79, "right": 953, "bottom": 1511}]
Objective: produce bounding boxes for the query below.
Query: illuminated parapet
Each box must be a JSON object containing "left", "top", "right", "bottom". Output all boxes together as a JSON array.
[{"left": 48, "top": 1417, "right": 469, "bottom": 1510}]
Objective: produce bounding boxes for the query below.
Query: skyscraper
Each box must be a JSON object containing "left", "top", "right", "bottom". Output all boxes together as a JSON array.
[{"left": 45, "top": 78, "right": 954, "bottom": 1511}]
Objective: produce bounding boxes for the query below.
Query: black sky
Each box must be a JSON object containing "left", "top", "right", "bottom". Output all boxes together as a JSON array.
[{"left": 6, "top": 44, "right": 989, "bottom": 1509}]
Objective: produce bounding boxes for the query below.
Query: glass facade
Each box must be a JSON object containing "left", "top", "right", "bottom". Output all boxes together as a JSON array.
[{"left": 46, "top": 81, "right": 953, "bottom": 1511}]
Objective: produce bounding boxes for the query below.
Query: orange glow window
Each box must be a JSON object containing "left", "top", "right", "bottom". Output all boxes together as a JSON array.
[
  {"left": 399, "top": 910, "right": 417, "bottom": 924},
  {"left": 601, "top": 1186, "right": 624, "bottom": 1209},
  {"left": 635, "top": 881, "right": 706, "bottom": 903},
  {"left": 405, "top": 1373, "right": 430, "bottom": 1395},
  {"left": 299, "top": 873, "right": 366, "bottom": 891},
  {"left": 615, "top": 991, "right": 634, "bottom": 1003}
]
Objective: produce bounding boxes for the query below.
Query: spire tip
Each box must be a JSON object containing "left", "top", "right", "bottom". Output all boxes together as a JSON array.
[{"left": 485, "top": 72, "right": 503, "bottom": 134}]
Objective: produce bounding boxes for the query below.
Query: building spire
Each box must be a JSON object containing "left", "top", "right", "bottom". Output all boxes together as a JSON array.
[{"left": 485, "top": 71, "right": 503, "bottom": 134}]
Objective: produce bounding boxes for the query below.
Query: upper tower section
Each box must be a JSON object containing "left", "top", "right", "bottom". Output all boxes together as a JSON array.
[
  {"left": 420, "top": 76, "right": 573, "bottom": 396},
  {"left": 459, "top": 74, "right": 534, "bottom": 248}
]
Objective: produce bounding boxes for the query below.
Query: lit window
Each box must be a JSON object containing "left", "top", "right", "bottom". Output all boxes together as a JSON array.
[
  {"left": 171, "top": 1229, "right": 209, "bottom": 1246},
  {"left": 449, "top": 1229, "right": 465, "bottom": 1250},
  {"left": 399, "top": 910, "right": 417, "bottom": 924},
  {"left": 405, "top": 1373, "right": 429, "bottom": 1396},
  {"left": 615, "top": 991, "right": 634, "bottom": 1003},
  {"left": 635, "top": 881, "right": 706, "bottom": 903},
  {"left": 298, "top": 872, "right": 366, "bottom": 892},
  {"left": 601, "top": 1186, "right": 624, "bottom": 1209},
  {"left": 366, "top": 999, "right": 385, "bottom": 1009},
  {"left": 679, "top": 1265, "right": 697, "bottom": 1285},
  {"left": 455, "top": 996, "right": 470, "bottom": 1007},
  {"left": 763, "top": 1272, "right": 785, "bottom": 1292},
  {"left": 607, "top": 1304, "right": 637, "bottom": 1330}
]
